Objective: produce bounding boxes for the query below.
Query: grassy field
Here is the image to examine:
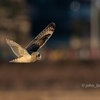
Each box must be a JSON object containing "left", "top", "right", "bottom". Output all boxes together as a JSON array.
[
  {"left": 0, "top": 60, "right": 100, "bottom": 90},
  {"left": 0, "top": 60, "right": 100, "bottom": 99},
  {"left": 0, "top": 61, "right": 100, "bottom": 90},
  {"left": 0, "top": 90, "right": 100, "bottom": 100}
]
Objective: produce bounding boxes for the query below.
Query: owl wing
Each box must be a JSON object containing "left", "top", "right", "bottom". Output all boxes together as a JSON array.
[
  {"left": 26, "top": 22, "right": 55, "bottom": 54},
  {"left": 6, "top": 38, "right": 30, "bottom": 58}
]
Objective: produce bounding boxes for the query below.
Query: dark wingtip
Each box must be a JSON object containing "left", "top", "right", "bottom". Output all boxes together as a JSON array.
[
  {"left": 51, "top": 22, "right": 55, "bottom": 26},
  {"left": 49, "top": 22, "right": 56, "bottom": 31},
  {"left": 50, "top": 22, "right": 55, "bottom": 27}
]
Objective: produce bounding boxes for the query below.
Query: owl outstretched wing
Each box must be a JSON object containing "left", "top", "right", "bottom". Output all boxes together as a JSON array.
[
  {"left": 6, "top": 39, "right": 30, "bottom": 58},
  {"left": 26, "top": 22, "right": 55, "bottom": 54}
]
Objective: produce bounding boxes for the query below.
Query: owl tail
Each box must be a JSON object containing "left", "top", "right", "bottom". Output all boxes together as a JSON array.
[
  {"left": 9, "top": 57, "right": 28, "bottom": 63},
  {"left": 9, "top": 57, "right": 21, "bottom": 63}
]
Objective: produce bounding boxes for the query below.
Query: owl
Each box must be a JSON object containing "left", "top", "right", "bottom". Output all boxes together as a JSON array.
[{"left": 6, "top": 22, "right": 55, "bottom": 63}]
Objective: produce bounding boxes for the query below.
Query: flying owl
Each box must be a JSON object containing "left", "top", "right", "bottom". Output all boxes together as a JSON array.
[{"left": 6, "top": 22, "right": 55, "bottom": 63}]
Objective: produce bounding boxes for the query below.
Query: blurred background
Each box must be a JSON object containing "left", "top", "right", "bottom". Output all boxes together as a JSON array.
[{"left": 0, "top": 0, "right": 100, "bottom": 100}]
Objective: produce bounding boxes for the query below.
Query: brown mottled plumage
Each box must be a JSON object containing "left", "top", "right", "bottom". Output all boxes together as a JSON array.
[{"left": 6, "top": 22, "right": 55, "bottom": 63}]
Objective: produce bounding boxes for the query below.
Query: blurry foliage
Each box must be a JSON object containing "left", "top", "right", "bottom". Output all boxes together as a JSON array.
[
  {"left": 0, "top": 0, "right": 98, "bottom": 62},
  {"left": 0, "top": 0, "right": 31, "bottom": 62},
  {"left": 0, "top": 0, "right": 22, "bottom": 17}
]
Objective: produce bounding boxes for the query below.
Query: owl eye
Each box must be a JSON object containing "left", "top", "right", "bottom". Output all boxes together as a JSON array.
[
  {"left": 36, "top": 53, "right": 42, "bottom": 60},
  {"left": 38, "top": 54, "right": 40, "bottom": 57}
]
